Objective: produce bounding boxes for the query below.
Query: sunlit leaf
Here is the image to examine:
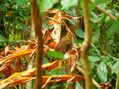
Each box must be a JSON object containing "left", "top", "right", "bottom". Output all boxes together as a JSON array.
[
  {"left": 89, "top": 56, "right": 100, "bottom": 63},
  {"left": 112, "top": 60, "right": 119, "bottom": 74},
  {"left": 38, "top": 0, "right": 59, "bottom": 14},
  {"left": 61, "top": 0, "right": 78, "bottom": 9},
  {"left": 91, "top": 12, "right": 99, "bottom": 23},
  {"left": 97, "top": 62, "right": 107, "bottom": 83},
  {"left": 48, "top": 50, "right": 64, "bottom": 59},
  {"left": 76, "top": 82, "right": 83, "bottom": 89}
]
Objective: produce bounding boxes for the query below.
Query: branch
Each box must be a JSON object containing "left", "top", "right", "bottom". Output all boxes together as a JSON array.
[
  {"left": 81, "top": 0, "right": 93, "bottom": 89},
  {"left": 31, "top": 0, "right": 43, "bottom": 89},
  {"left": 90, "top": 0, "right": 117, "bottom": 20},
  {"left": 76, "top": 66, "right": 102, "bottom": 89},
  {"left": 96, "top": 5, "right": 117, "bottom": 20}
]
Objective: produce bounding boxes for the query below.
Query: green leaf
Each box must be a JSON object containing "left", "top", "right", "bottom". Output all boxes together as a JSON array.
[
  {"left": 92, "top": 23, "right": 100, "bottom": 43},
  {"left": 0, "top": 34, "right": 7, "bottom": 46},
  {"left": 0, "top": 34, "right": 6, "bottom": 42},
  {"left": 76, "top": 82, "right": 83, "bottom": 89},
  {"left": 92, "top": 28, "right": 100, "bottom": 43},
  {"left": 63, "top": 7, "right": 76, "bottom": 16},
  {"left": 46, "top": 67, "right": 66, "bottom": 76},
  {"left": 46, "top": 68, "right": 59, "bottom": 75},
  {"left": 43, "top": 57, "right": 49, "bottom": 64},
  {"left": 112, "top": 60, "right": 119, "bottom": 74},
  {"left": 94, "top": 0, "right": 108, "bottom": 5},
  {"left": 61, "top": 0, "right": 78, "bottom": 9},
  {"left": 15, "top": 0, "right": 28, "bottom": 5},
  {"left": 50, "top": 83, "right": 66, "bottom": 89},
  {"left": 48, "top": 50, "right": 64, "bottom": 59},
  {"left": 89, "top": 56, "right": 100, "bottom": 63},
  {"left": 38, "top": 0, "right": 59, "bottom": 14},
  {"left": 90, "top": 0, "right": 108, "bottom": 10},
  {"left": 91, "top": 12, "right": 99, "bottom": 23},
  {"left": 97, "top": 62, "right": 107, "bottom": 83},
  {"left": 74, "top": 29, "right": 84, "bottom": 38},
  {"left": 107, "top": 18, "right": 119, "bottom": 39}
]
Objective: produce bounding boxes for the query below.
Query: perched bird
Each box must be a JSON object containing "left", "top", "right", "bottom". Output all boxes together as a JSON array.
[
  {"left": 55, "top": 32, "right": 73, "bottom": 53},
  {"left": 55, "top": 21, "right": 75, "bottom": 53}
]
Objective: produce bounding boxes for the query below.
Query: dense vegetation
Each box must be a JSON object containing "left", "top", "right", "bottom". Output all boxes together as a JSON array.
[{"left": 0, "top": 0, "right": 119, "bottom": 89}]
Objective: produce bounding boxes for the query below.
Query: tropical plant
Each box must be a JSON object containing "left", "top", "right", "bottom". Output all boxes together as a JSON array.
[{"left": 0, "top": 0, "right": 119, "bottom": 89}]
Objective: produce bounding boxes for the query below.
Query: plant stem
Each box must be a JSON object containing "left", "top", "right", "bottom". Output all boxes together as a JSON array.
[
  {"left": 76, "top": 66, "right": 102, "bottom": 89},
  {"left": 80, "top": 0, "right": 93, "bottom": 89},
  {"left": 116, "top": 70, "right": 119, "bottom": 89},
  {"left": 31, "top": 0, "right": 43, "bottom": 89}
]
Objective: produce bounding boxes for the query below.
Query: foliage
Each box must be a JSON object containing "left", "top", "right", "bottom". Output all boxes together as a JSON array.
[
  {"left": 0, "top": 0, "right": 119, "bottom": 89},
  {"left": 0, "top": 0, "right": 31, "bottom": 47},
  {"left": 107, "top": 18, "right": 119, "bottom": 39}
]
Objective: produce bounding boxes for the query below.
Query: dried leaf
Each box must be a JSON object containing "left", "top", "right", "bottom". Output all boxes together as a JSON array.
[
  {"left": 0, "top": 69, "right": 83, "bottom": 89},
  {"left": 49, "top": 41, "right": 56, "bottom": 49},
  {"left": 5, "top": 45, "right": 10, "bottom": 55},
  {"left": 0, "top": 49, "right": 33, "bottom": 66},
  {"left": 42, "top": 76, "right": 52, "bottom": 88},
  {"left": 42, "top": 60, "right": 59, "bottom": 71},
  {"left": 0, "top": 68, "right": 35, "bottom": 89}
]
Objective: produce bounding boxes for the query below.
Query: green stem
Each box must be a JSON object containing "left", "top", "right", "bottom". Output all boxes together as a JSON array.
[{"left": 80, "top": 0, "right": 93, "bottom": 89}]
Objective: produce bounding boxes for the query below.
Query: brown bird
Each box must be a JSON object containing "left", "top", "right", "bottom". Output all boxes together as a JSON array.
[
  {"left": 55, "top": 32, "right": 73, "bottom": 53},
  {"left": 55, "top": 21, "right": 75, "bottom": 53}
]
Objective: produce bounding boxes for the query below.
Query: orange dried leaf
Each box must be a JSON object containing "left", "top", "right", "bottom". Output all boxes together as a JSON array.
[
  {"left": 42, "top": 76, "right": 52, "bottom": 88},
  {"left": 0, "top": 68, "right": 35, "bottom": 89},
  {"left": 44, "top": 30, "right": 53, "bottom": 45},
  {"left": 46, "top": 9, "right": 59, "bottom": 14},
  {"left": 58, "top": 75, "right": 84, "bottom": 82},
  {"left": 49, "top": 41, "right": 56, "bottom": 49},
  {"left": 42, "top": 60, "right": 59, "bottom": 71},
  {"left": 0, "top": 68, "right": 84, "bottom": 88},
  {"left": 0, "top": 49, "right": 33, "bottom": 67},
  {"left": 15, "top": 58, "right": 21, "bottom": 72}
]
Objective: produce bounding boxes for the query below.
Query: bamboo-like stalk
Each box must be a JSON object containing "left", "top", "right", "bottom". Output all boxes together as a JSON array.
[
  {"left": 80, "top": 0, "right": 93, "bottom": 89},
  {"left": 31, "top": 0, "right": 43, "bottom": 89}
]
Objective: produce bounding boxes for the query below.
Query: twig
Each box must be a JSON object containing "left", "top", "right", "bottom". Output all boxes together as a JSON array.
[
  {"left": 90, "top": 0, "right": 117, "bottom": 20},
  {"left": 96, "top": 5, "right": 117, "bottom": 20}
]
